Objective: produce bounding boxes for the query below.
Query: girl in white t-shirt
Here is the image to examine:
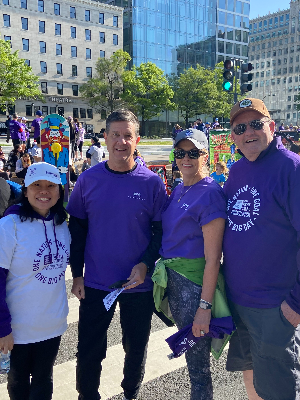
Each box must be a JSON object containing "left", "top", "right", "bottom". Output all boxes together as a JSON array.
[{"left": 0, "top": 162, "right": 70, "bottom": 400}]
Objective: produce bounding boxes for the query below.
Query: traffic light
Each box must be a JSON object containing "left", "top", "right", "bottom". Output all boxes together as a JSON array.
[
  {"left": 223, "top": 60, "right": 234, "bottom": 92},
  {"left": 240, "top": 63, "right": 253, "bottom": 94}
]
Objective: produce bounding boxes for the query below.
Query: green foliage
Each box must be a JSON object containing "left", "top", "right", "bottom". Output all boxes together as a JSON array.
[
  {"left": 0, "top": 39, "right": 42, "bottom": 111},
  {"left": 122, "top": 62, "right": 176, "bottom": 134},
  {"left": 79, "top": 49, "right": 131, "bottom": 115}
]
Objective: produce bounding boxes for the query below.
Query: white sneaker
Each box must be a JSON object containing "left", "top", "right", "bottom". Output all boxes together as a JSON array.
[{"left": 74, "top": 158, "right": 78, "bottom": 161}]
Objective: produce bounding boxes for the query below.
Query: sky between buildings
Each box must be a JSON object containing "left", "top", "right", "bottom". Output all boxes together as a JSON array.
[{"left": 250, "top": 0, "right": 291, "bottom": 20}]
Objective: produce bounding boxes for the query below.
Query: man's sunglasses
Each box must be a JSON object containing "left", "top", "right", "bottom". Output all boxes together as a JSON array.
[
  {"left": 173, "top": 148, "right": 205, "bottom": 159},
  {"left": 232, "top": 119, "right": 270, "bottom": 135}
]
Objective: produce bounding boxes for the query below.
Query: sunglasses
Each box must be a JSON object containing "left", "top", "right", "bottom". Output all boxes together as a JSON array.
[
  {"left": 232, "top": 119, "right": 270, "bottom": 135},
  {"left": 173, "top": 148, "right": 205, "bottom": 159}
]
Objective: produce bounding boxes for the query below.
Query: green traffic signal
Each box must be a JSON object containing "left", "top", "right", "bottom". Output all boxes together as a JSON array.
[
  {"left": 223, "top": 81, "right": 232, "bottom": 91},
  {"left": 223, "top": 59, "right": 234, "bottom": 92}
]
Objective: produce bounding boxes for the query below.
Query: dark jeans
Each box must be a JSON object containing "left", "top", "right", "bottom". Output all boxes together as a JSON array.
[
  {"left": 77, "top": 287, "right": 154, "bottom": 400},
  {"left": 12, "top": 139, "right": 20, "bottom": 146},
  {"left": 7, "top": 336, "right": 61, "bottom": 400}
]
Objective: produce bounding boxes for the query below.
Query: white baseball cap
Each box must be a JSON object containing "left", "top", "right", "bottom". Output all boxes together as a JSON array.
[{"left": 25, "top": 162, "right": 62, "bottom": 187}]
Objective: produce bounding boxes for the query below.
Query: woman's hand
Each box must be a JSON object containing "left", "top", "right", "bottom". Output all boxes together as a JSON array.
[
  {"left": 192, "top": 308, "right": 211, "bottom": 337},
  {"left": 0, "top": 332, "right": 14, "bottom": 353}
]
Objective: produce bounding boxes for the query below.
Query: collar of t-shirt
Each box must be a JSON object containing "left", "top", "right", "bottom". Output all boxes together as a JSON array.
[{"left": 104, "top": 161, "right": 138, "bottom": 175}]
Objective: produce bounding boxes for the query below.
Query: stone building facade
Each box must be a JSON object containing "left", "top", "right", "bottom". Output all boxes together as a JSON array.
[
  {"left": 249, "top": 0, "right": 300, "bottom": 125},
  {"left": 0, "top": 0, "right": 123, "bottom": 132}
]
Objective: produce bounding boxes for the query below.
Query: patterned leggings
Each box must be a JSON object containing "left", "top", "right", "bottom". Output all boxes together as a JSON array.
[{"left": 167, "top": 268, "right": 213, "bottom": 400}]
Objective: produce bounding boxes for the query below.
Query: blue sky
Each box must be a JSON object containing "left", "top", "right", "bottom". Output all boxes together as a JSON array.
[{"left": 249, "top": 0, "right": 291, "bottom": 19}]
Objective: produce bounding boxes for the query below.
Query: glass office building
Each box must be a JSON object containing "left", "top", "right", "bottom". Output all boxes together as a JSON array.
[{"left": 94, "top": 0, "right": 250, "bottom": 74}]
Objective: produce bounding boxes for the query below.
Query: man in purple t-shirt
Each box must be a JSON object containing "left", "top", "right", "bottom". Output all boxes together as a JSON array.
[
  {"left": 223, "top": 98, "right": 300, "bottom": 400},
  {"left": 9, "top": 113, "right": 23, "bottom": 146},
  {"left": 67, "top": 110, "right": 167, "bottom": 400},
  {"left": 31, "top": 110, "right": 43, "bottom": 145}
]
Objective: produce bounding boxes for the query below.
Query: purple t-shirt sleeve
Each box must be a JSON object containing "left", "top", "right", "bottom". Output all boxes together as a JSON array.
[
  {"left": 66, "top": 178, "right": 88, "bottom": 220},
  {"left": 152, "top": 178, "right": 168, "bottom": 222},
  {"left": 199, "top": 197, "right": 228, "bottom": 227},
  {"left": 0, "top": 268, "right": 11, "bottom": 338}
]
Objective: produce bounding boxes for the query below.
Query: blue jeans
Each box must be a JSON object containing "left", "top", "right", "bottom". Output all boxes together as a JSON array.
[{"left": 167, "top": 268, "right": 213, "bottom": 400}]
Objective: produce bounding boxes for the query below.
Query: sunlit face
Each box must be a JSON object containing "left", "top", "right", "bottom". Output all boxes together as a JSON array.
[
  {"left": 25, "top": 180, "right": 60, "bottom": 217},
  {"left": 104, "top": 121, "right": 140, "bottom": 170},
  {"left": 23, "top": 155, "right": 30, "bottom": 163},
  {"left": 175, "top": 139, "right": 208, "bottom": 182},
  {"left": 231, "top": 110, "right": 275, "bottom": 161}
]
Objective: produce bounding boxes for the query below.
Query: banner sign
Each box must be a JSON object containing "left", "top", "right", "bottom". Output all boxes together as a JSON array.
[{"left": 209, "top": 129, "right": 242, "bottom": 173}]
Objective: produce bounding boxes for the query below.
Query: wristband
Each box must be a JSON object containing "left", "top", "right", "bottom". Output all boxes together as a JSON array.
[{"left": 199, "top": 299, "right": 212, "bottom": 310}]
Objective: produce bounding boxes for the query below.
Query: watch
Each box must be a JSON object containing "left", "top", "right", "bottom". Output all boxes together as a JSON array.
[{"left": 199, "top": 299, "right": 212, "bottom": 310}]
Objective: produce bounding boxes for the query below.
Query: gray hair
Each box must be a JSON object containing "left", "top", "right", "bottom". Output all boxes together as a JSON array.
[{"left": 106, "top": 109, "right": 140, "bottom": 137}]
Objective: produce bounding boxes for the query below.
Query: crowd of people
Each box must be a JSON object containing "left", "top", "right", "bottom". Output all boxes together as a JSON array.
[{"left": 0, "top": 100, "right": 300, "bottom": 400}]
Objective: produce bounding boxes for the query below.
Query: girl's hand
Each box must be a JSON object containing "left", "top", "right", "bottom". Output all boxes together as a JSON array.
[{"left": 0, "top": 332, "right": 14, "bottom": 353}]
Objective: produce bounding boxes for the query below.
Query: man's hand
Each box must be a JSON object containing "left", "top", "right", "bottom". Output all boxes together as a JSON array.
[
  {"left": 0, "top": 332, "right": 14, "bottom": 354},
  {"left": 281, "top": 300, "right": 300, "bottom": 327},
  {"left": 72, "top": 276, "right": 85, "bottom": 300},
  {"left": 192, "top": 308, "right": 211, "bottom": 337},
  {"left": 124, "top": 262, "right": 147, "bottom": 290}
]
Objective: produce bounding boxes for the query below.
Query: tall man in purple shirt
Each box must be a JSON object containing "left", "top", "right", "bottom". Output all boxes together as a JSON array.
[
  {"left": 223, "top": 98, "right": 300, "bottom": 400},
  {"left": 67, "top": 110, "right": 167, "bottom": 400},
  {"left": 30, "top": 110, "right": 43, "bottom": 145},
  {"left": 9, "top": 113, "right": 23, "bottom": 146}
]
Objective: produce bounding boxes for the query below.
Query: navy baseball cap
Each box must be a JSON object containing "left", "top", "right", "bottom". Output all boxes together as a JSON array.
[
  {"left": 174, "top": 129, "right": 208, "bottom": 151},
  {"left": 36, "top": 110, "right": 42, "bottom": 116}
]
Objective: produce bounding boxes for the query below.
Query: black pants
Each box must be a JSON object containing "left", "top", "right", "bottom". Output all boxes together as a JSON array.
[
  {"left": 76, "top": 287, "right": 154, "bottom": 400},
  {"left": 12, "top": 139, "right": 20, "bottom": 146},
  {"left": 7, "top": 336, "right": 61, "bottom": 400}
]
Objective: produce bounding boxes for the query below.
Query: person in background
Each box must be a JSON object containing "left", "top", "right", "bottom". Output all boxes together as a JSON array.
[
  {"left": 171, "top": 170, "right": 183, "bottom": 191},
  {"left": 5, "top": 145, "right": 23, "bottom": 173},
  {"left": 28, "top": 141, "right": 42, "bottom": 164},
  {"left": 0, "top": 162, "right": 69, "bottom": 400},
  {"left": 9, "top": 114, "right": 23, "bottom": 147},
  {"left": 31, "top": 110, "right": 43, "bottom": 145},
  {"left": 197, "top": 119, "right": 205, "bottom": 132},
  {"left": 278, "top": 122, "right": 285, "bottom": 131},
  {"left": 5, "top": 115, "right": 11, "bottom": 144},
  {"left": 223, "top": 98, "right": 300, "bottom": 400},
  {"left": 68, "top": 116, "right": 77, "bottom": 162},
  {"left": 15, "top": 153, "right": 31, "bottom": 180},
  {"left": 87, "top": 137, "right": 104, "bottom": 167},
  {"left": 212, "top": 118, "right": 220, "bottom": 129},
  {"left": 133, "top": 149, "right": 147, "bottom": 167},
  {"left": 210, "top": 161, "right": 227, "bottom": 186},
  {"left": 77, "top": 123, "right": 85, "bottom": 161},
  {"left": 73, "top": 118, "right": 80, "bottom": 161},
  {"left": 21, "top": 117, "right": 30, "bottom": 151},
  {"left": 172, "top": 124, "right": 182, "bottom": 142}
]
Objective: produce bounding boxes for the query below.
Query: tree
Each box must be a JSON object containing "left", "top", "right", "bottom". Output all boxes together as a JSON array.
[
  {"left": 0, "top": 39, "right": 42, "bottom": 112},
  {"left": 122, "top": 62, "right": 175, "bottom": 135},
  {"left": 79, "top": 49, "right": 131, "bottom": 115}
]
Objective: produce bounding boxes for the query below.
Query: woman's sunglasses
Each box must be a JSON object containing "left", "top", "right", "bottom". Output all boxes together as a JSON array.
[
  {"left": 173, "top": 149, "right": 205, "bottom": 159},
  {"left": 232, "top": 119, "right": 270, "bottom": 135}
]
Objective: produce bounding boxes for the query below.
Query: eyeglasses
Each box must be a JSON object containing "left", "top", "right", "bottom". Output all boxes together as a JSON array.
[
  {"left": 173, "top": 148, "right": 205, "bottom": 159},
  {"left": 232, "top": 119, "right": 270, "bottom": 135}
]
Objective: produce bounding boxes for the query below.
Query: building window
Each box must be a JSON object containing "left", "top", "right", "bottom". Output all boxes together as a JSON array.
[
  {"left": 86, "top": 48, "right": 91, "bottom": 59},
  {"left": 80, "top": 108, "right": 86, "bottom": 118},
  {"left": 287, "top": 113, "right": 290, "bottom": 119},
  {"left": 57, "top": 107, "right": 64, "bottom": 116},
  {"left": 4, "top": 36, "right": 11, "bottom": 46},
  {"left": 38, "top": 0, "right": 44, "bottom": 12},
  {"left": 21, "top": 17, "right": 28, "bottom": 30},
  {"left": 40, "top": 61, "right": 47, "bottom": 73},
  {"left": 113, "top": 34, "right": 118, "bottom": 45},
  {"left": 70, "top": 6, "right": 76, "bottom": 19},
  {"left": 56, "top": 44, "right": 62, "bottom": 55},
  {"left": 99, "top": 12, "right": 104, "bottom": 24},
  {"left": 20, "top": 0, "right": 27, "bottom": 9},
  {"left": 22, "top": 38, "right": 29, "bottom": 51},
  {"left": 87, "top": 109, "right": 93, "bottom": 119},
  {"left": 3, "top": 14, "right": 10, "bottom": 27},
  {"left": 277, "top": 78, "right": 281, "bottom": 84},
  {"left": 57, "top": 83, "right": 63, "bottom": 95},
  {"left": 72, "top": 85, "right": 78, "bottom": 96},
  {"left": 54, "top": 3, "right": 60, "bottom": 15},
  {"left": 56, "top": 63, "right": 62, "bottom": 74},
  {"left": 39, "top": 41, "right": 46, "bottom": 53},
  {"left": 85, "top": 10, "right": 90, "bottom": 21},
  {"left": 71, "top": 46, "right": 77, "bottom": 58},
  {"left": 49, "top": 106, "right": 55, "bottom": 114},
  {"left": 70, "top": 26, "right": 76, "bottom": 38},
  {"left": 73, "top": 108, "right": 79, "bottom": 118},
  {"left": 113, "top": 15, "right": 118, "bottom": 27},
  {"left": 85, "top": 29, "right": 91, "bottom": 41},
  {"left": 55, "top": 23, "right": 61, "bottom": 36},
  {"left": 86, "top": 67, "right": 92, "bottom": 78},
  {"left": 3, "top": 0, "right": 9, "bottom": 4},
  {"left": 100, "top": 50, "right": 105, "bottom": 58},
  {"left": 99, "top": 32, "right": 105, "bottom": 43},
  {"left": 41, "top": 82, "right": 47, "bottom": 93},
  {"left": 24, "top": 59, "right": 30, "bottom": 66},
  {"left": 41, "top": 106, "right": 48, "bottom": 115},
  {"left": 39, "top": 21, "right": 45, "bottom": 33},
  {"left": 72, "top": 65, "right": 77, "bottom": 76},
  {"left": 26, "top": 104, "right": 32, "bottom": 116}
]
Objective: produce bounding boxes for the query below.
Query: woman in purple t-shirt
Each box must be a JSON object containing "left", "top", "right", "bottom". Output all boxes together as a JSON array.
[{"left": 159, "top": 129, "right": 227, "bottom": 400}]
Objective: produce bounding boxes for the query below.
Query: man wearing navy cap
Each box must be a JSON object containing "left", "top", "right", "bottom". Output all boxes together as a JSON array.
[
  {"left": 223, "top": 98, "right": 300, "bottom": 400},
  {"left": 31, "top": 110, "right": 43, "bottom": 145}
]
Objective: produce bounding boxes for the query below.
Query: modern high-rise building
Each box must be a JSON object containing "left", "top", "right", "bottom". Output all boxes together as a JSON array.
[
  {"left": 249, "top": 0, "right": 300, "bottom": 125},
  {"left": 94, "top": 0, "right": 250, "bottom": 75},
  {"left": 0, "top": 0, "right": 123, "bottom": 131}
]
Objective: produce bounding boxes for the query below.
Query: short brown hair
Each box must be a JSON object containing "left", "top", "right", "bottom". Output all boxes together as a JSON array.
[{"left": 106, "top": 109, "right": 139, "bottom": 137}]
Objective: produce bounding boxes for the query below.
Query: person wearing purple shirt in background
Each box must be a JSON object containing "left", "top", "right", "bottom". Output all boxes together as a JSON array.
[
  {"left": 31, "top": 110, "right": 43, "bottom": 145},
  {"left": 67, "top": 110, "right": 167, "bottom": 400},
  {"left": 223, "top": 98, "right": 300, "bottom": 400},
  {"left": 9, "top": 113, "right": 23, "bottom": 146}
]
